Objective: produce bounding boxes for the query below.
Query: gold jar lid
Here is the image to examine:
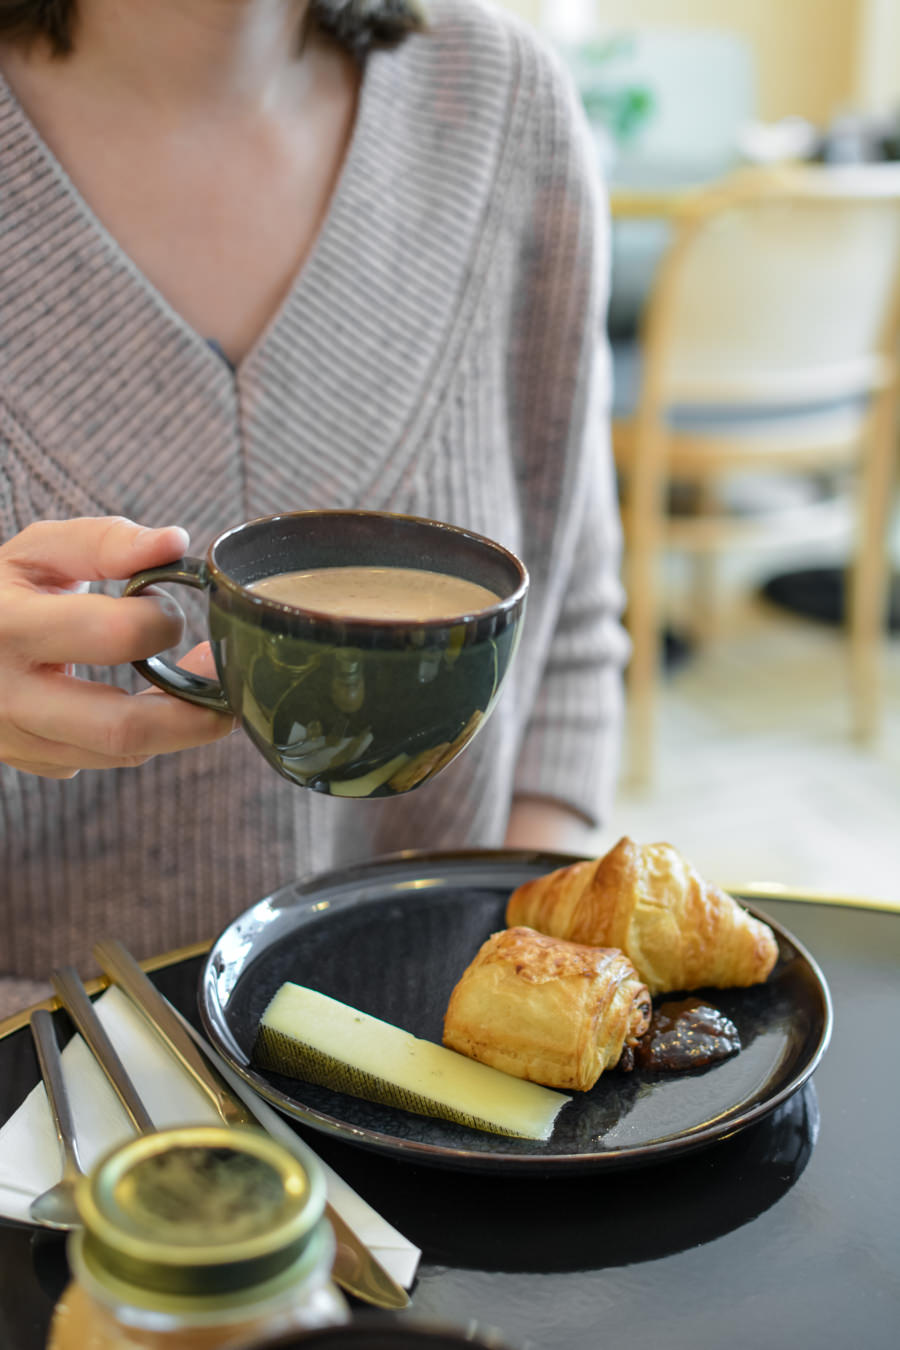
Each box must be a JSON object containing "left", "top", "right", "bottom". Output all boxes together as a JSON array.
[{"left": 75, "top": 1125, "right": 326, "bottom": 1301}]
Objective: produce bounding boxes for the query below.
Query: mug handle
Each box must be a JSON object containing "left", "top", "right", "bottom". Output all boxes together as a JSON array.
[{"left": 122, "top": 557, "right": 232, "bottom": 714}]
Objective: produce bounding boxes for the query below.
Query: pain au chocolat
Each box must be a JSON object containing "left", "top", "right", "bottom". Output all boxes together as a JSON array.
[
  {"left": 505, "top": 837, "right": 779, "bottom": 997},
  {"left": 443, "top": 926, "right": 651, "bottom": 1092}
]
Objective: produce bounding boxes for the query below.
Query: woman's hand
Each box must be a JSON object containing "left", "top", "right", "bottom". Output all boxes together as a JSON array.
[{"left": 0, "top": 516, "right": 235, "bottom": 779}]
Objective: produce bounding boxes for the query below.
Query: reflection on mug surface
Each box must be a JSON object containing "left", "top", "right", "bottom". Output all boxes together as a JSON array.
[{"left": 217, "top": 601, "right": 509, "bottom": 796}]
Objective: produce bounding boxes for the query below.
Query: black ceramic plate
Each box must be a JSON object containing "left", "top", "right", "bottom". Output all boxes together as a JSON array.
[{"left": 199, "top": 850, "right": 832, "bottom": 1174}]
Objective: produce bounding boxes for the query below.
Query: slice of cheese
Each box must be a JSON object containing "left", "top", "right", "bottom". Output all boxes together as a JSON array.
[{"left": 255, "top": 983, "right": 571, "bottom": 1141}]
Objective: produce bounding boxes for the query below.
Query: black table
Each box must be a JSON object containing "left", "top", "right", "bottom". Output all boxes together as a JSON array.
[{"left": 2, "top": 896, "right": 899, "bottom": 1350}]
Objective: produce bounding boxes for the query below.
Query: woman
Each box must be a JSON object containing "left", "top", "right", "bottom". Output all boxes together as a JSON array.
[{"left": 0, "top": 0, "right": 628, "bottom": 1015}]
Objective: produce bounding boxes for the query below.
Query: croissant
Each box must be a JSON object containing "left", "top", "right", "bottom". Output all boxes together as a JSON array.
[
  {"left": 505, "top": 836, "right": 779, "bottom": 997},
  {"left": 443, "top": 926, "right": 652, "bottom": 1092}
]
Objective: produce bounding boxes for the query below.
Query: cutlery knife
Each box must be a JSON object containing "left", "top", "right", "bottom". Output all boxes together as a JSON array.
[{"left": 92, "top": 938, "right": 410, "bottom": 1311}]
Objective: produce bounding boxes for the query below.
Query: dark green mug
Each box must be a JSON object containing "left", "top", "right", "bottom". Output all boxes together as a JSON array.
[{"left": 124, "top": 511, "right": 528, "bottom": 797}]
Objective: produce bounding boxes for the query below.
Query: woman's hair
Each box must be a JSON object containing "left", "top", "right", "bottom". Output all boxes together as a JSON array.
[{"left": 0, "top": 1, "right": 427, "bottom": 58}]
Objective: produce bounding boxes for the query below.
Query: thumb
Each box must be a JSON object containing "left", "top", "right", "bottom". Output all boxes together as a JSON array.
[{"left": 2, "top": 516, "right": 191, "bottom": 586}]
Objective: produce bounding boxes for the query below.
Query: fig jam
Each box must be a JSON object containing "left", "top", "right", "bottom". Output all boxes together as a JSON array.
[{"left": 634, "top": 997, "right": 741, "bottom": 1072}]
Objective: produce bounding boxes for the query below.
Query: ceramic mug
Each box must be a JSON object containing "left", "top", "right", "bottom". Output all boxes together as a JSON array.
[{"left": 124, "top": 511, "right": 528, "bottom": 798}]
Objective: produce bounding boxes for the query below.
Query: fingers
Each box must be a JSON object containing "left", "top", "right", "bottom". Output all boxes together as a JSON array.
[
  {"left": 3, "top": 670, "right": 234, "bottom": 771},
  {"left": 0, "top": 590, "right": 186, "bottom": 666},
  {"left": 0, "top": 519, "right": 233, "bottom": 780},
  {"left": 0, "top": 517, "right": 190, "bottom": 587}
]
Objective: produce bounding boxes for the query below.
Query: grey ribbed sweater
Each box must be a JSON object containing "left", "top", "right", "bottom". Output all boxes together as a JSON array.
[{"left": 0, "top": 0, "right": 627, "bottom": 1016}]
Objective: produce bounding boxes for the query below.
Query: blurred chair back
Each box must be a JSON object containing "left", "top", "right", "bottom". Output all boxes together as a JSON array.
[
  {"left": 655, "top": 169, "right": 900, "bottom": 404},
  {"left": 614, "top": 166, "right": 900, "bottom": 784}
]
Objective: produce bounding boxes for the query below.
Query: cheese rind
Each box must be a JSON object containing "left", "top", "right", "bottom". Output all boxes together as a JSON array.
[{"left": 255, "top": 982, "right": 571, "bottom": 1140}]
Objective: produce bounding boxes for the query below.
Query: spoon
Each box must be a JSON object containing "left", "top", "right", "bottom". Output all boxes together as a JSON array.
[{"left": 29, "top": 1008, "right": 84, "bottom": 1231}]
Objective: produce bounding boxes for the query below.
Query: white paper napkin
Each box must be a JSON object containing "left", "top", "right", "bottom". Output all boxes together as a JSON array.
[{"left": 0, "top": 986, "right": 420, "bottom": 1289}]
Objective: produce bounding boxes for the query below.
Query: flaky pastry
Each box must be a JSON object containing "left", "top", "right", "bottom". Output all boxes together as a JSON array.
[
  {"left": 505, "top": 836, "right": 779, "bottom": 996},
  {"left": 443, "top": 926, "right": 651, "bottom": 1092}
]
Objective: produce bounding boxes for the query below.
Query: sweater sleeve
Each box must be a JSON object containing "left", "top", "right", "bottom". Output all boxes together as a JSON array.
[{"left": 508, "top": 37, "right": 630, "bottom": 828}]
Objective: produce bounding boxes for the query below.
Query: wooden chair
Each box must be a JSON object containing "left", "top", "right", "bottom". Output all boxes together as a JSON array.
[{"left": 612, "top": 165, "right": 900, "bottom": 784}]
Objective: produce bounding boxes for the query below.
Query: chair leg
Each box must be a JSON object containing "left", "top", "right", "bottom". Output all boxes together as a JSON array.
[
  {"left": 625, "top": 452, "right": 668, "bottom": 788},
  {"left": 688, "top": 479, "right": 723, "bottom": 642},
  {"left": 622, "top": 409, "right": 668, "bottom": 787},
  {"left": 625, "top": 533, "right": 661, "bottom": 787},
  {"left": 690, "top": 552, "right": 720, "bottom": 643},
  {"left": 848, "top": 386, "right": 899, "bottom": 741}
]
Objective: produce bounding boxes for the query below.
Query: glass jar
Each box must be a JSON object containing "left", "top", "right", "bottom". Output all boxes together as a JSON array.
[{"left": 47, "top": 1125, "right": 348, "bottom": 1350}]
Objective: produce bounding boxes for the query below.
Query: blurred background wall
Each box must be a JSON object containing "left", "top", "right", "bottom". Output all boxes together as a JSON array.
[{"left": 499, "top": 0, "right": 899, "bottom": 123}]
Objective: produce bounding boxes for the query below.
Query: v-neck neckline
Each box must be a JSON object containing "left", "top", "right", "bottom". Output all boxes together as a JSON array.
[
  {"left": 1, "top": 11, "right": 523, "bottom": 521},
  {"left": 0, "top": 52, "right": 378, "bottom": 383}
]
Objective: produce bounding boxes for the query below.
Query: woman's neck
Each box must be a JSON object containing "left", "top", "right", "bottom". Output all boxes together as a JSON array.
[
  {"left": 7, "top": 0, "right": 316, "bottom": 121},
  {"left": 0, "top": 0, "right": 360, "bottom": 366}
]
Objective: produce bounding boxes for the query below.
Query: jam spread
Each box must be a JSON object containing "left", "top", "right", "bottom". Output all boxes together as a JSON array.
[{"left": 633, "top": 997, "right": 741, "bottom": 1072}]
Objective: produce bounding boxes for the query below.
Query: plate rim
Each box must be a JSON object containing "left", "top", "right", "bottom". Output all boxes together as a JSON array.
[{"left": 198, "top": 848, "right": 834, "bottom": 1174}]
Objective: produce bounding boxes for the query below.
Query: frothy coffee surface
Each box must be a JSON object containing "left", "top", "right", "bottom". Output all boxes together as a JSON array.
[{"left": 249, "top": 565, "right": 501, "bottom": 620}]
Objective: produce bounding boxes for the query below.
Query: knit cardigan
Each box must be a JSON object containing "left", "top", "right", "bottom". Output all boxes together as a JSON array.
[{"left": 0, "top": 0, "right": 628, "bottom": 1015}]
